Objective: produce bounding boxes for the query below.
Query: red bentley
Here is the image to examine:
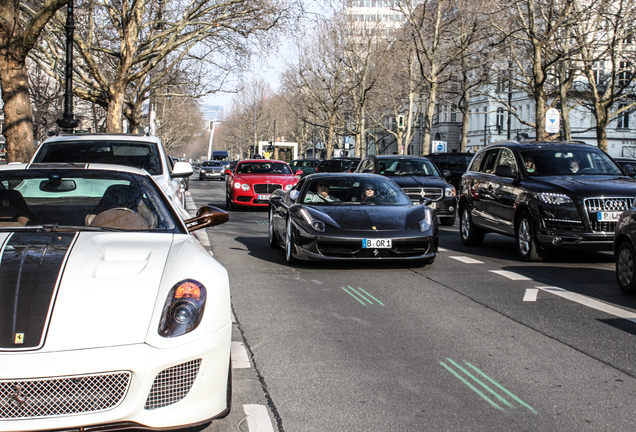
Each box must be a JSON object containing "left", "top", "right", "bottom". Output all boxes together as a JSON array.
[{"left": 225, "top": 159, "right": 300, "bottom": 209}]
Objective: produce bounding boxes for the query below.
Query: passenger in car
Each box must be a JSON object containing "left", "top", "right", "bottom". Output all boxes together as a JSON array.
[{"left": 0, "top": 189, "right": 41, "bottom": 226}]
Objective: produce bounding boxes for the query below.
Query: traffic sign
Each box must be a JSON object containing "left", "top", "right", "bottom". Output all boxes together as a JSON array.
[{"left": 545, "top": 108, "right": 560, "bottom": 134}]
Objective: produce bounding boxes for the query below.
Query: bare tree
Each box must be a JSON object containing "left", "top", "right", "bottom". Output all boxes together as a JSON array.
[
  {"left": 32, "top": 0, "right": 297, "bottom": 133},
  {"left": 0, "top": 0, "right": 70, "bottom": 161}
]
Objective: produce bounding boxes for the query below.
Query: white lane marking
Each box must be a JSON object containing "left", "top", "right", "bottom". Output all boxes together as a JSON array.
[
  {"left": 538, "top": 286, "right": 636, "bottom": 322},
  {"left": 450, "top": 256, "right": 484, "bottom": 264},
  {"left": 490, "top": 270, "right": 532, "bottom": 281},
  {"left": 523, "top": 289, "right": 539, "bottom": 302},
  {"left": 231, "top": 342, "right": 251, "bottom": 369},
  {"left": 244, "top": 404, "right": 275, "bottom": 432}
]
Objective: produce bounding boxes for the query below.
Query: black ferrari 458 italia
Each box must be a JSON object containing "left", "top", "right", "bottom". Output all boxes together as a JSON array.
[{"left": 268, "top": 173, "right": 439, "bottom": 265}]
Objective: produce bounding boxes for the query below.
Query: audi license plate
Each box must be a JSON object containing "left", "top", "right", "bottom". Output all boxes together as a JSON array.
[
  {"left": 598, "top": 211, "right": 621, "bottom": 222},
  {"left": 258, "top": 194, "right": 271, "bottom": 201},
  {"left": 363, "top": 239, "right": 392, "bottom": 249}
]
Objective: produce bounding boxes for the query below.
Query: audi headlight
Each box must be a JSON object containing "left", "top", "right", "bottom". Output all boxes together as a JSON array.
[
  {"left": 445, "top": 185, "right": 456, "bottom": 198},
  {"left": 539, "top": 192, "right": 573, "bottom": 205},
  {"left": 418, "top": 208, "right": 435, "bottom": 232},
  {"left": 299, "top": 208, "right": 325, "bottom": 232},
  {"left": 159, "top": 279, "right": 206, "bottom": 338}
]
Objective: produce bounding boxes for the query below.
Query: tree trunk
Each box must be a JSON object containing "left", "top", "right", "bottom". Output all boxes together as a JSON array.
[
  {"left": 0, "top": 57, "right": 34, "bottom": 162},
  {"left": 421, "top": 82, "right": 437, "bottom": 156},
  {"left": 105, "top": 87, "right": 126, "bottom": 133},
  {"left": 595, "top": 103, "right": 609, "bottom": 152},
  {"left": 460, "top": 88, "right": 470, "bottom": 152}
]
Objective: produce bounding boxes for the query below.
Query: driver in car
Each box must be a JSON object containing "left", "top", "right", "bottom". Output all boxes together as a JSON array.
[{"left": 304, "top": 181, "right": 341, "bottom": 203}]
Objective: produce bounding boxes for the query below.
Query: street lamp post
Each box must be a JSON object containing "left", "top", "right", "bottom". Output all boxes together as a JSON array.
[{"left": 56, "top": 1, "right": 79, "bottom": 133}]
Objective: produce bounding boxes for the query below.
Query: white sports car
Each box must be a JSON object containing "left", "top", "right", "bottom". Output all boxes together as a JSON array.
[{"left": 0, "top": 163, "right": 231, "bottom": 431}]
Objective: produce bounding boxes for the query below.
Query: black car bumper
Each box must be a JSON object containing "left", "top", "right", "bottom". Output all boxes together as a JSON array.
[
  {"left": 293, "top": 231, "right": 439, "bottom": 261},
  {"left": 536, "top": 230, "right": 614, "bottom": 250}
]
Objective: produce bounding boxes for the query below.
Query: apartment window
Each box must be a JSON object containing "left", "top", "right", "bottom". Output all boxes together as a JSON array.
[
  {"left": 592, "top": 61, "right": 605, "bottom": 84},
  {"left": 618, "top": 61, "right": 632, "bottom": 87},
  {"left": 617, "top": 104, "right": 630, "bottom": 129},
  {"left": 451, "top": 109, "right": 457, "bottom": 123},
  {"left": 496, "top": 108, "right": 504, "bottom": 132},
  {"left": 442, "top": 105, "right": 448, "bottom": 123}
]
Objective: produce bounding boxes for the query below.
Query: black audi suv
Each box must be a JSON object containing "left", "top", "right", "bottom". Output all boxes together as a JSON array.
[{"left": 459, "top": 141, "right": 636, "bottom": 261}]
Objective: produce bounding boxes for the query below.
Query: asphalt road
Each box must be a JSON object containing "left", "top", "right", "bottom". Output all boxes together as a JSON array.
[{"left": 189, "top": 177, "right": 636, "bottom": 432}]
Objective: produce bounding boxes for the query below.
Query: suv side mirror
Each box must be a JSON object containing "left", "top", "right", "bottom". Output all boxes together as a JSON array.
[
  {"left": 171, "top": 161, "right": 193, "bottom": 178},
  {"left": 442, "top": 170, "right": 451, "bottom": 178},
  {"left": 495, "top": 165, "right": 516, "bottom": 178},
  {"left": 624, "top": 164, "right": 636, "bottom": 177}
]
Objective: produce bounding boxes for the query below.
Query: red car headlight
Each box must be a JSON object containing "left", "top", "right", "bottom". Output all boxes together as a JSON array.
[{"left": 159, "top": 279, "right": 207, "bottom": 338}]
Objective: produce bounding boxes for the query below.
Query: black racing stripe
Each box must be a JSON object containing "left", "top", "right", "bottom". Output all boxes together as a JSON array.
[{"left": 0, "top": 232, "right": 76, "bottom": 350}]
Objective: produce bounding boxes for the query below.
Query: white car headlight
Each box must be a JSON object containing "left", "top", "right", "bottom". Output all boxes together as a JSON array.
[
  {"left": 539, "top": 192, "right": 573, "bottom": 205},
  {"left": 445, "top": 185, "right": 456, "bottom": 198},
  {"left": 159, "top": 280, "right": 206, "bottom": 338},
  {"left": 285, "top": 184, "right": 294, "bottom": 191},
  {"left": 241, "top": 183, "right": 250, "bottom": 191},
  {"left": 234, "top": 181, "right": 241, "bottom": 189}
]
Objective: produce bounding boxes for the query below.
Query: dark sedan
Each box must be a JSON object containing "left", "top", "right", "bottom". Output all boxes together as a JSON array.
[
  {"left": 267, "top": 173, "right": 438, "bottom": 265},
  {"left": 355, "top": 155, "right": 457, "bottom": 225}
]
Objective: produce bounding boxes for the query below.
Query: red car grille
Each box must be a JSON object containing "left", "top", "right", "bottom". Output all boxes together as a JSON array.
[{"left": 253, "top": 184, "right": 282, "bottom": 194}]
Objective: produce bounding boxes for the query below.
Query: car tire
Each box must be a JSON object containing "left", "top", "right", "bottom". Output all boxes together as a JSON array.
[
  {"left": 440, "top": 213, "right": 456, "bottom": 226},
  {"left": 268, "top": 207, "right": 278, "bottom": 249},
  {"left": 460, "top": 204, "right": 484, "bottom": 246},
  {"left": 285, "top": 219, "right": 298, "bottom": 264},
  {"left": 616, "top": 240, "right": 636, "bottom": 294},
  {"left": 226, "top": 193, "right": 234, "bottom": 210},
  {"left": 199, "top": 176, "right": 204, "bottom": 180},
  {"left": 516, "top": 211, "right": 547, "bottom": 262}
]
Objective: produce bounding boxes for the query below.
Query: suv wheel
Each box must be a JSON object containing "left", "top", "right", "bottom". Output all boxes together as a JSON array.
[
  {"left": 516, "top": 211, "right": 547, "bottom": 262},
  {"left": 460, "top": 204, "right": 484, "bottom": 246},
  {"left": 616, "top": 240, "right": 636, "bottom": 294}
]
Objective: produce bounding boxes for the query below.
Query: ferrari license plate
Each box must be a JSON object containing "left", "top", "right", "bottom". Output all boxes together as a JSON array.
[
  {"left": 258, "top": 194, "right": 271, "bottom": 201},
  {"left": 597, "top": 211, "right": 621, "bottom": 222},
  {"left": 363, "top": 239, "right": 392, "bottom": 249}
]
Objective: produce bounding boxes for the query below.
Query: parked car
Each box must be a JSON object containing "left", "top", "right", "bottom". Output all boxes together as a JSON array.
[
  {"left": 199, "top": 160, "right": 226, "bottom": 180},
  {"left": 0, "top": 163, "right": 231, "bottom": 431},
  {"left": 427, "top": 152, "right": 475, "bottom": 189},
  {"left": 459, "top": 140, "right": 636, "bottom": 261},
  {"left": 315, "top": 157, "right": 360, "bottom": 173},
  {"left": 290, "top": 158, "right": 321, "bottom": 177},
  {"left": 614, "top": 208, "right": 636, "bottom": 293},
  {"left": 355, "top": 155, "right": 457, "bottom": 226},
  {"left": 225, "top": 159, "right": 300, "bottom": 209},
  {"left": 30, "top": 133, "right": 192, "bottom": 216},
  {"left": 268, "top": 173, "right": 438, "bottom": 264}
]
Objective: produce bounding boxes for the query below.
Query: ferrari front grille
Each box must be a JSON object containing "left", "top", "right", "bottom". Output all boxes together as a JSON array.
[
  {"left": 144, "top": 359, "right": 201, "bottom": 410},
  {"left": 402, "top": 187, "right": 443, "bottom": 202},
  {"left": 0, "top": 372, "right": 130, "bottom": 419},
  {"left": 253, "top": 184, "right": 282, "bottom": 194},
  {"left": 584, "top": 197, "right": 633, "bottom": 233}
]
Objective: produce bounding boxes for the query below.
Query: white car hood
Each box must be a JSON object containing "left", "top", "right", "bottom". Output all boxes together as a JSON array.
[{"left": 0, "top": 231, "right": 174, "bottom": 352}]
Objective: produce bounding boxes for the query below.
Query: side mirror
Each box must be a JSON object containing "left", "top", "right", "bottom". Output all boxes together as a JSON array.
[
  {"left": 495, "top": 165, "right": 516, "bottom": 178},
  {"left": 171, "top": 161, "right": 193, "bottom": 178},
  {"left": 624, "top": 164, "right": 636, "bottom": 177},
  {"left": 442, "top": 170, "right": 451, "bottom": 178},
  {"left": 185, "top": 206, "right": 229, "bottom": 232},
  {"left": 290, "top": 190, "right": 300, "bottom": 202},
  {"left": 419, "top": 197, "right": 432, "bottom": 206},
  {"left": 270, "top": 195, "right": 283, "bottom": 204},
  {"left": 224, "top": 168, "right": 232, "bottom": 175},
  {"left": 295, "top": 170, "right": 304, "bottom": 177}
]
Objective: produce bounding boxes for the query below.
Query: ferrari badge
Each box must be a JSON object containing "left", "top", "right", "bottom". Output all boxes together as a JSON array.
[{"left": 14, "top": 333, "right": 24, "bottom": 344}]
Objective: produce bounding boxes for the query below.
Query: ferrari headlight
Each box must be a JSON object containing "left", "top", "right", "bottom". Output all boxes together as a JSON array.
[
  {"left": 299, "top": 208, "right": 325, "bottom": 232},
  {"left": 445, "top": 185, "right": 456, "bottom": 198},
  {"left": 539, "top": 192, "right": 573, "bottom": 205},
  {"left": 159, "top": 279, "right": 206, "bottom": 338},
  {"left": 418, "top": 208, "right": 435, "bottom": 232}
]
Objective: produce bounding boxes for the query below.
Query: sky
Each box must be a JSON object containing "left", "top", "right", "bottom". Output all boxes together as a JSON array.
[{"left": 203, "top": 0, "right": 327, "bottom": 113}]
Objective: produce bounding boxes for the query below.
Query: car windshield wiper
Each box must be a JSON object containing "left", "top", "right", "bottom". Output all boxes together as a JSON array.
[{"left": 38, "top": 224, "right": 125, "bottom": 232}]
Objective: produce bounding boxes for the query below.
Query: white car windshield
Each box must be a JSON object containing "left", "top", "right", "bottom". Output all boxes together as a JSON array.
[
  {"left": 33, "top": 141, "right": 163, "bottom": 176},
  {"left": 0, "top": 169, "right": 180, "bottom": 232}
]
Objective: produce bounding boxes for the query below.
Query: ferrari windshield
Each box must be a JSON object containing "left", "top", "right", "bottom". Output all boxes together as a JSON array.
[
  {"left": 237, "top": 162, "right": 291, "bottom": 174},
  {"left": 0, "top": 169, "right": 180, "bottom": 232},
  {"left": 378, "top": 158, "right": 441, "bottom": 177},
  {"left": 301, "top": 176, "right": 412, "bottom": 205},
  {"left": 519, "top": 148, "right": 623, "bottom": 176}
]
